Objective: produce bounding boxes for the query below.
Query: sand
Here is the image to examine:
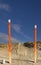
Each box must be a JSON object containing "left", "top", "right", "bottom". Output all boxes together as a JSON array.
[{"left": 0, "top": 44, "right": 41, "bottom": 65}]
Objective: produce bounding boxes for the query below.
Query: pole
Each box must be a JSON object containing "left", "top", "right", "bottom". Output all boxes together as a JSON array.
[
  {"left": 34, "top": 25, "right": 37, "bottom": 63},
  {"left": 8, "top": 19, "right": 12, "bottom": 64}
]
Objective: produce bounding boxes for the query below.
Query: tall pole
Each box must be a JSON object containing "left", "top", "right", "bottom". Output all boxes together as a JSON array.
[
  {"left": 8, "top": 19, "right": 12, "bottom": 64},
  {"left": 34, "top": 25, "right": 37, "bottom": 63}
]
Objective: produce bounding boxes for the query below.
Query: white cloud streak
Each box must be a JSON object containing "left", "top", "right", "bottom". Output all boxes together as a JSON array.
[
  {"left": 12, "top": 24, "right": 31, "bottom": 40},
  {"left": 12, "top": 24, "right": 21, "bottom": 32},
  {"left": 0, "top": 3, "right": 11, "bottom": 12},
  {"left": 0, "top": 33, "right": 19, "bottom": 43}
]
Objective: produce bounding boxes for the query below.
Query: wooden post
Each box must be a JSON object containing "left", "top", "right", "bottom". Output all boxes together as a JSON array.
[
  {"left": 8, "top": 19, "right": 12, "bottom": 64},
  {"left": 34, "top": 25, "right": 37, "bottom": 63}
]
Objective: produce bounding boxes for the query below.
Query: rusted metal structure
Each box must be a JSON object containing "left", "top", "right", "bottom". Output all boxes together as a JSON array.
[
  {"left": 8, "top": 19, "right": 12, "bottom": 64},
  {"left": 34, "top": 25, "right": 37, "bottom": 63}
]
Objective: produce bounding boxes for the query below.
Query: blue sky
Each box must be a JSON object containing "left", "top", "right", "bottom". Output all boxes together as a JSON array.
[{"left": 0, "top": 0, "right": 41, "bottom": 43}]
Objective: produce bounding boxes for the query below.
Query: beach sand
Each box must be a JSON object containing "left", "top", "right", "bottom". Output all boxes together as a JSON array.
[{"left": 0, "top": 44, "right": 41, "bottom": 65}]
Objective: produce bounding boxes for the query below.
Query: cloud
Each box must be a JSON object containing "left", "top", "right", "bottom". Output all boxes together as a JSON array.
[
  {"left": 0, "top": 33, "right": 19, "bottom": 43},
  {"left": 12, "top": 24, "right": 31, "bottom": 40},
  {"left": 20, "top": 32, "right": 31, "bottom": 40},
  {"left": 0, "top": 3, "right": 11, "bottom": 12},
  {"left": 12, "top": 24, "right": 21, "bottom": 32}
]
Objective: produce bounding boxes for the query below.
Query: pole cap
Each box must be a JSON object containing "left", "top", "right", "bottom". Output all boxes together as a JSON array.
[
  {"left": 8, "top": 19, "right": 11, "bottom": 23},
  {"left": 34, "top": 25, "right": 37, "bottom": 28}
]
